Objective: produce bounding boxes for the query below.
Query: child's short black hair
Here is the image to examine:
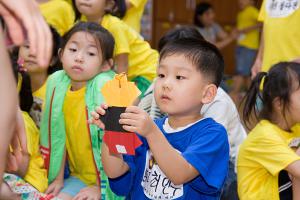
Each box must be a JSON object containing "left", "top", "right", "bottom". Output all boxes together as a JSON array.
[
  {"left": 159, "top": 38, "right": 224, "bottom": 87},
  {"left": 61, "top": 22, "right": 115, "bottom": 62},
  {"left": 158, "top": 26, "right": 204, "bottom": 52}
]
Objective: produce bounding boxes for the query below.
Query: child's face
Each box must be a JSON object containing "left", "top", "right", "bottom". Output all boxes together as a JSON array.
[
  {"left": 154, "top": 54, "right": 211, "bottom": 117},
  {"left": 199, "top": 8, "right": 215, "bottom": 27},
  {"left": 285, "top": 82, "right": 300, "bottom": 127},
  {"left": 18, "top": 43, "right": 45, "bottom": 73},
  {"left": 60, "top": 31, "right": 104, "bottom": 83},
  {"left": 76, "top": 0, "right": 107, "bottom": 18}
]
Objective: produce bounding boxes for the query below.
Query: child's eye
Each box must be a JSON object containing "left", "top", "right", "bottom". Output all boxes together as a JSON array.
[
  {"left": 176, "top": 75, "right": 185, "bottom": 80},
  {"left": 69, "top": 48, "right": 77, "bottom": 52},
  {"left": 88, "top": 52, "right": 96, "bottom": 56},
  {"left": 24, "top": 45, "right": 30, "bottom": 49},
  {"left": 158, "top": 73, "right": 165, "bottom": 78}
]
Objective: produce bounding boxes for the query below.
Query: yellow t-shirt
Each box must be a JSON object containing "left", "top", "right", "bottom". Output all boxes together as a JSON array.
[
  {"left": 292, "top": 124, "right": 300, "bottom": 137},
  {"left": 101, "top": 14, "right": 158, "bottom": 81},
  {"left": 237, "top": 5, "right": 259, "bottom": 49},
  {"left": 122, "top": 0, "right": 148, "bottom": 33},
  {"left": 22, "top": 112, "right": 48, "bottom": 192},
  {"left": 63, "top": 86, "right": 97, "bottom": 185},
  {"left": 39, "top": 0, "right": 75, "bottom": 36},
  {"left": 63, "top": 0, "right": 72, "bottom": 5},
  {"left": 237, "top": 120, "right": 300, "bottom": 200},
  {"left": 258, "top": 0, "right": 300, "bottom": 72},
  {"left": 30, "top": 81, "right": 47, "bottom": 129}
]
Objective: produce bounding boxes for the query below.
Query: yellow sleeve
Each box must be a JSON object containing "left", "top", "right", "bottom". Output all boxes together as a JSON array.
[
  {"left": 40, "top": 0, "right": 75, "bottom": 35},
  {"left": 249, "top": 132, "right": 300, "bottom": 176},
  {"left": 128, "top": 0, "right": 143, "bottom": 8},
  {"left": 292, "top": 124, "right": 300, "bottom": 133},
  {"left": 104, "top": 16, "right": 131, "bottom": 55},
  {"left": 251, "top": 7, "right": 259, "bottom": 21},
  {"left": 22, "top": 112, "right": 48, "bottom": 192},
  {"left": 258, "top": 0, "right": 266, "bottom": 22},
  {"left": 60, "top": 2, "right": 75, "bottom": 34}
]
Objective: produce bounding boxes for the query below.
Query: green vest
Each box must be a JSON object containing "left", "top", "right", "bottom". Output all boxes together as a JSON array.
[{"left": 40, "top": 70, "right": 123, "bottom": 199}]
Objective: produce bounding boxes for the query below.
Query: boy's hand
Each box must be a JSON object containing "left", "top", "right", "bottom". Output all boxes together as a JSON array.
[
  {"left": 119, "top": 106, "right": 156, "bottom": 138},
  {"left": 45, "top": 178, "right": 64, "bottom": 196},
  {"left": 73, "top": 185, "right": 100, "bottom": 200},
  {"left": 89, "top": 103, "right": 108, "bottom": 129}
]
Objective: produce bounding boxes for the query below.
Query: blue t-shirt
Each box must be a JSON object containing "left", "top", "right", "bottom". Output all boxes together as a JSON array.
[{"left": 109, "top": 117, "right": 229, "bottom": 199}]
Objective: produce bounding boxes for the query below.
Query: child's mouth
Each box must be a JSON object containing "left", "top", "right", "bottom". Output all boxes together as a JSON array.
[
  {"left": 161, "top": 95, "right": 171, "bottom": 101},
  {"left": 25, "top": 60, "right": 37, "bottom": 66},
  {"left": 71, "top": 66, "right": 84, "bottom": 72},
  {"left": 79, "top": 3, "right": 91, "bottom": 8}
]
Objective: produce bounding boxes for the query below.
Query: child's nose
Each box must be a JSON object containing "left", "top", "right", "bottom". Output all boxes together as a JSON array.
[
  {"left": 162, "top": 78, "right": 172, "bottom": 90},
  {"left": 75, "top": 52, "right": 84, "bottom": 63}
]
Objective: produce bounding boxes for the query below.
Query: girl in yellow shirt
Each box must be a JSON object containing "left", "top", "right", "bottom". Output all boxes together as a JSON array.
[
  {"left": 231, "top": 0, "right": 261, "bottom": 103},
  {"left": 16, "top": 26, "right": 62, "bottom": 128},
  {"left": 238, "top": 62, "right": 300, "bottom": 200},
  {"left": 75, "top": 0, "right": 159, "bottom": 96}
]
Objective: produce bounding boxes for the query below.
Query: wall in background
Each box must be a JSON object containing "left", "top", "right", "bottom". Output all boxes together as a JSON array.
[{"left": 142, "top": 0, "right": 263, "bottom": 75}]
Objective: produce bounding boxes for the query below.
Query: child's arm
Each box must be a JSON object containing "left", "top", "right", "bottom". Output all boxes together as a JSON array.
[
  {"left": 0, "top": 182, "right": 21, "bottom": 200},
  {"left": 114, "top": 53, "right": 129, "bottom": 74},
  {"left": 292, "top": 177, "right": 300, "bottom": 200},
  {"left": 90, "top": 105, "right": 129, "bottom": 179},
  {"left": 238, "top": 23, "right": 262, "bottom": 34},
  {"left": 119, "top": 106, "right": 199, "bottom": 185},
  {"left": 251, "top": 29, "right": 264, "bottom": 79},
  {"left": 45, "top": 150, "right": 65, "bottom": 196},
  {"left": 101, "top": 142, "right": 129, "bottom": 178},
  {"left": 215, "top": 28, "right": 239, "bottom": 49},
  {"left": 286, "top": 147, "right": 300, "bottom": 174},
  {"left": 290, "top": 146, "right": 300, "bottom": 199}
]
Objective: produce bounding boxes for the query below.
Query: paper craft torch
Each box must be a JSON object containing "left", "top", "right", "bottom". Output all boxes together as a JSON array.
[{"left": 101, "top": 73, "right": 142, "bottom": 155}]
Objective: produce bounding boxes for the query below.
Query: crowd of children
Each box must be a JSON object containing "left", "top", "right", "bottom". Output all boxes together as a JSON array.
[{"left": 0, "top": 0, "right": 300, "bottom": 200}]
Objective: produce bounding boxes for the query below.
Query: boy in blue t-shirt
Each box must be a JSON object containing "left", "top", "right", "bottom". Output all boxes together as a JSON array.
[{"left": 91, "top": 38, "right": 229, "bottom": 199}]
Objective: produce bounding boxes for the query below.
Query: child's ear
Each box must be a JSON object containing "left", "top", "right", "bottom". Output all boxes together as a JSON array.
[
  {"left": 101, "top": 59, "right": 114, "bottom": 72},
  {"left": 273, "top": 97, "right": 283, "bottom": 114},
  {"left": 49, "top": 58, "right": 56, "bottom": 67},
  {"left": 58, "top": 48, "right": 63, "bottom": 60},
  {"left": 201, "top": 84, "right": 217, "bottom": 104},
  {"left": 105, "top": 0, "right": 115, "bottom": 12}
]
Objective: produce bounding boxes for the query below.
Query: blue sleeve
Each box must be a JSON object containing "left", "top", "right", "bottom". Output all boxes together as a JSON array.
[
  {"left": 182, "top": 124, "right": 229, "bottom": 191},
  {"left": 108, "top": 155, "right": 136, "bottom": 196}
]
